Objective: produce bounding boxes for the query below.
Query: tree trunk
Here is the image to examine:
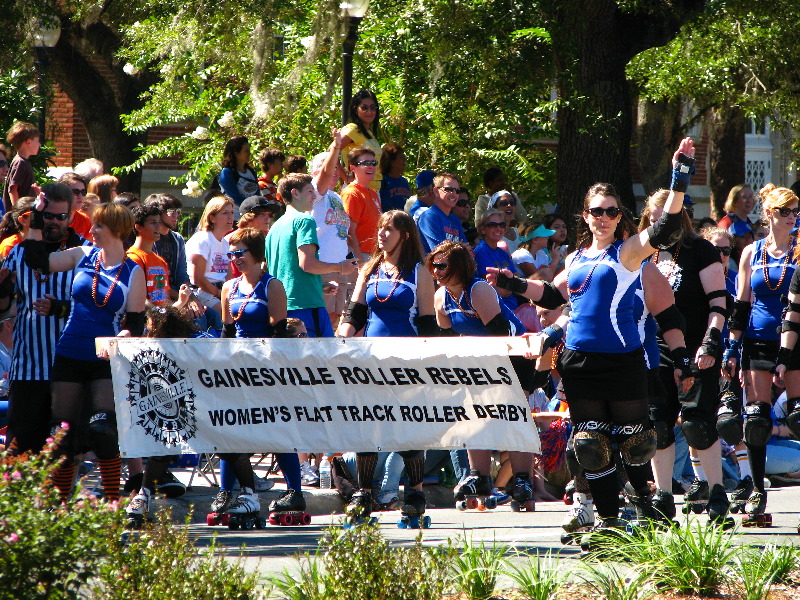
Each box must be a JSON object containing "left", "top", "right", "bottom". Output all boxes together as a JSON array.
[
  {"left": 634, "top": 97, "right": 683, "bottom": 196},
  {"left": 707, "top": 106, "right": 746, "bottom": 219}
]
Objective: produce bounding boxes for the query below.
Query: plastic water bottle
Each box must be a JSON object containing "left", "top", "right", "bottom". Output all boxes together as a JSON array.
[{"left": 319, "top": 455, "right": 332, "bottom": 489}]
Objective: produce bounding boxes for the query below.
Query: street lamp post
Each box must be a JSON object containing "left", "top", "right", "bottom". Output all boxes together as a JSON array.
[
  {"left": 340, "top": 0, "right": 370, "bottom": 126},
  {"left": 33, "top": 18, "right": 62, "bottom": 144}
]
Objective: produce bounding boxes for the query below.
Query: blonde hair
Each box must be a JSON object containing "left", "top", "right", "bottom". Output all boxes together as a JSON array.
[
  {"left": 759, "top": 183, "right": 799, "bottom": 221},
  {"left": 723, "top": 184, "right": 753, "bottom": 214},
  {"left": 198, "top": 196, "right": 233, "bottom": 232}
]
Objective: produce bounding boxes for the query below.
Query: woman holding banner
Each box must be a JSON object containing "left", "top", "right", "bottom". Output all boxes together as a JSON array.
[
  {"left": 337, "top": 210, "right": 437, "bottom": 526},
  {"left": 488, "top": 138, "right": 695, "bottom": 544},
  {"left": 427, "top": 240, "right": 537, "bottom": 511}
]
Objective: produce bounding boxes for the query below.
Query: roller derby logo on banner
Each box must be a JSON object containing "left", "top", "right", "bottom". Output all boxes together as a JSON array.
[{"left": 107, "top": 337, "right": 541, "bottom": 458}]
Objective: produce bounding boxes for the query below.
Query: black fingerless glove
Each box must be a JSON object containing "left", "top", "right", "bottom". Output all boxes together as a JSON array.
[
  {"left": 671, "top": 346, "right": 693, "bottom": 381},
  {"left": 495, "top": 271, "right": 528, "bottom": 295},
  {"left": 699, "top": 326, "right": 722, "bottom": 361},
  {"left": 49, "top": 298, "right": 71, "bottom": 319}
]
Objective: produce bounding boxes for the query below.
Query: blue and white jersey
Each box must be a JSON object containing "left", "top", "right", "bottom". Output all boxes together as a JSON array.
[
  {"left": 565, "top": 239, "right": 642, "bottom": 353},
  {"left": 364, "top": 263, "right": 421, "bottom": 337},
  {"left": 632, "top": 278, "right": 660, "bottom": 370},
  {"left": 230, "top": 271, "right": 276, "bottom": 338},
  {"left": 442, "top": 278, "right": 524, "bottom": 336},
  {"left": 748, "top": 238, "right": 796, "bottom": 342},
  {"left": 4, "top": 233, "right": 88, "bottom": 380},
  {"left": 56, "top": 246, "right": 140, "bottom": 361}
]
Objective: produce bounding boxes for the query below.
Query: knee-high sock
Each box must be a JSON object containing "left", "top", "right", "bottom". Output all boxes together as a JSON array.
[
  {"left": 355, "top": 452, "right": 379, "bottom": 490},
  {"left": 401, "top": 453, "right": 424, "bottom": 488},
  {"left": 736, "top": 448, "right": 752, "bottom": 479},
  {"left": 276, "top": 453, "right": 302, "bottom": 491},
  {"left": 623, "top": 462, "right": 653, "bottom": 492},
  {"left": 585, "top": 464, "right": 619, "bottom": 520},
  {"left": 219, "top": 458, "right": 236, "bottom": 491},
  {"left": 52, "top": 461, "right": 76, "bottom": 503},
  {"left": 746, "top": 444, "right": 767, "bottom": 492},
  {"left": 98, "top": 455, "right": 122, "bottom": 502}
]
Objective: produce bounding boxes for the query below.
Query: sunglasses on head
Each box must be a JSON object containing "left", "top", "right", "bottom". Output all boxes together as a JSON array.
[
  {"left": 226, "top": 249, "right": 248, "bottom": 259},
  {"left": 585, "top": 206, "right": 622, "bottom": 219},
  {"left": 43, "top": 211, "right": 70, "bottom": 221},
  {"left": 354, "top": 159, "right": 378, "bottom": 167},
  {"left": 774, "top": 206, "right": 800, "bottom": 217},
  {"left": 715, "top": 246, "right": 732, "bottom": 256}
]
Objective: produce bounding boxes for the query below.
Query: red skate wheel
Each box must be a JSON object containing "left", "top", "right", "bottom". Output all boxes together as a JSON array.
[
  {"left": 467, "top": 497, "right": 479, "bottom": 510},
  {"left": 206, "top": 513, "right": 218, "bottom": 526},
  {"left": 477, "top": 499, "right": 488, "bottom": 511},
  {"left": 220, "top": 513, "right": 230, "bottom": 526},
  {"left": 280, "top": 513, "right": 293, "bottom": 526},
  {"left": 301, "top": 513, "right": 312, "bottom": 525},
  {"left": 269, "top": 514, "right": 279, "bottom": 526}
]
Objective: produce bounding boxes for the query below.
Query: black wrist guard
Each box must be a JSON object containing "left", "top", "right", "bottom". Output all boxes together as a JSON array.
[
  {"left": 30, "top": 210, "right": 45, "bottom": 231},
  {"left": 21, "top": 240, "right": 50, "bottom": 273},
  {"left": 777, "top": 346, "right": 793, "bottom": 368},
  {"left": 485, "top": 312, "right": 512, "bottom": 336},
  {"left": 342, "top": 301, "right": 368, "bottom": 332},
  {"left": 728, "top": 299, "right": 751, "bottom": 332},
  {"left": 49, "top": 298, "right": 71, "bottom": 319},
  {"left": 671, "top": 346, "right": 693, "bottom": 381},
  {"left": 700, "top": 326, "right": 723, "bottom": 360},
  {"left": 222, "top": 322, "right": 237, "bottom": 338},
  {"left": 654, "top": 304, "right": 685, "bottom": 334},
  {"left": 646, "top": 210, "right": 684, "bottom": 250},
  {"left": 414, "top": 314, "right": 439, "bottom": 337},
  {"left": 125, "top": 311, "right": 146, "bottom": 337},
  {"left": 538, "top": 281, "right": 567, "bottom": 309},
  {"left": 495, "top": 272, "right": 528, "bottom": 295},
  {"left": 670, "top": 153, "right": 696, "bottom": 193},
  {"left": 272, "top": 318, "right": 289, "bottom": 338}
]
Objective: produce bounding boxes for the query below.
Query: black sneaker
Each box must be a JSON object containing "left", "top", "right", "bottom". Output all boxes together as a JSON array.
[
  {"left": 123, "top": 472, "right": 144, "bottom": 495},
  {"left": 157, "top": 470, "right": 186, "bottom": 498}
]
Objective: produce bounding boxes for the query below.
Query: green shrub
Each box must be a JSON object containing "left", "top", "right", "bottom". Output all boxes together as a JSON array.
[
  {"left": 504, "top": 551, "right": 565, "bottom": 600},
  {"left": 450, "top": 536, "right": 508, "bottom": 600}
]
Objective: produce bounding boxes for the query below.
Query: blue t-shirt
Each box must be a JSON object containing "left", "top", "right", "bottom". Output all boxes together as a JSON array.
[
  {"left": 747, "top": 238, "right": 796, "bottom": 341},
  {"left": 364, "top": 263, "right": 421, "bottom": 337},
  {"left": 442, "top": 278, "right": 524, "bottom": 336},
  {"left": 230, "top": 271, "right": 277, "bottom": 338},
  {"left": 565, "top": 240, "right": 641, "bottom": 353},
  {"left": 380, "top": 175, "right": 411, "bottom": 213},
  {"left": 417, "top": 205, "right": 466, "bottom": 255}
]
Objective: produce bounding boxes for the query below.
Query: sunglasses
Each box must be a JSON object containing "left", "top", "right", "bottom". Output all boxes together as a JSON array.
[
  {"left": 455, "top": 199, "right": 470, "bottom": 207},
  {"left": 359, "top": 104, "right": 378, "bottom": 112},
  {"left": 715, "top": 246, "right": 732, "bottom": 256},
  {"left": 354, "top": 159, "right": 378, "bottom": 167},
  {"left": 431, "top": 262, "right": 449, "bottom": 270},
  {"left": 70, "top": 188, "right": 87, "bottom": 196},
  {"left": 438, "top": 186, "right": 459, "bottom": 194},
  {"left": 774, "top": 207, "right": 800, "bottom": 217},
  {"left": 165, "top": 209, "right": 182, "bottom": 217},
  {"left": 496, "top": 200, "right": 517, "bottom": 207},
  {"left": 43, "top": 211, "right": 70, "bottom": 221},
  {"left": 226, "top": 249, "right": 248, "bottom": 259},
  {"left": 585, "top": 206, "right": 622, "bottom": 219},
  {"left": 483, "top": 221, "right": 505, "bottom": 229}
]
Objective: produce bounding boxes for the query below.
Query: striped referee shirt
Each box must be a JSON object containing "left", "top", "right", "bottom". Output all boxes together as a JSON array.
[{"left": 3, "top": 231, "right": 88, "bottom": 381}]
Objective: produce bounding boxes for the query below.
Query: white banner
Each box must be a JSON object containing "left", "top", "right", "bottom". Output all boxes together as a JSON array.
[{"left": 108, "top": 337, "right": 540, "bottom": 458}]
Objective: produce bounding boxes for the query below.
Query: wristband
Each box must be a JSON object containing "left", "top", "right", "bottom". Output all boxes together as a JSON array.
[
  {"left": 671, "top": 346, "right": 693, "bottom": 381},
  {"left": 540, "top": 324, "right": 564, "bottom": 352},
  {"left": 699, "top": 326, "right": 722, "bottom": 361},
  {"left": 30, "top": 192, "right": 47, "bottom": 230},
  {"left": 722, "top": 337, "right": 742, "bottom": 364},
  {"left": 670, "top": 153, "right": 696, "bottom": 193}
]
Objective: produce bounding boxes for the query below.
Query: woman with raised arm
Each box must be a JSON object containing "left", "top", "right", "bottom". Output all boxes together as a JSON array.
[
  {"left": 337, "top": 210, "right": 436, "bottom": 527},
  {"left": 489, "top": 138, "right": 696, "bottom": 543}
]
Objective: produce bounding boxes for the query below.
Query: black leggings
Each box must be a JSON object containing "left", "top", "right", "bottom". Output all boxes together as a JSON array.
[{"left": 354, "top": 451, "right": 425, "bottom": 491}]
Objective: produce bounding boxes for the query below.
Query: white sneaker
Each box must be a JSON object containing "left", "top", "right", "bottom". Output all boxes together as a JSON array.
[
  {"left": 253, "top": 474, "right": 274, "bottom": 492},
  {"left": 562, "top": 493, "right": 595, "bottom": 533},
  {"left": 300, "top": 461, "right": 319, "bottom": 485},
  {"left": 228, "top": 487, "right": 260, "bottom": 515}
]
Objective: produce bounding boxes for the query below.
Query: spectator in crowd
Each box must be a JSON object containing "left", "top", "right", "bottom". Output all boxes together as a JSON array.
[
  {"left": 87, "top": 174, "right": 119, "bottom": 205},
  {"left": 452, "top": 188, "right": 476, "bottom": 246},
  {"left": 127, "top": 204, "right": 172, "bottom": 306},
  {"left": 474, "top": 209, "right": 518, "bottom": 312},
  {"left": 257, "top": 148, "right": 286, "bottom": 204},
  {"left": 379, "top": 142, "right": 411, "bottom": 212},
  {"left": 0, "top": 144, "right": 10, "bottom": 198},
  {"left": 0, "top": 198, "right": 34, "bottom": 258},
  {"left": 113, "top": 192, "right": 140, "bottom": 210},
  {"left": 226, "top": 195, "right": 281, "bottom": 279},
  {"left": 73, "top": 158, "right": 104, "bottom": 181},
  {"left": 717, "top": 184, "right": 756, "bottom": 230},
  {"left": 218, "top": 135, "right": 262, "bottom": 218},
  {"left": 340, "top": 89, "right": 383, "bottom": 192},
  {"left": 57, "top": 172, "right": 92, "bottom": 240},
  {"left": 727, "top": 219, "right": 754, "bottom": 275},
  {"left": 405, "top": 170, "right": 436, "bottom": 219},
  {"left": 148, "top": 194, "right": 190, "bottom": 302},
  {"left": 285, "top": 155, "right": 307, "bottom": 174},
  {"left": 265, "top": 173, "right": 357, "bottom": 337},
  {"left": 2, "top": 121, "right": 40, "bottom": 213},
  {"left": 417, "top": 172, "right": 467, "bottom": 255},
  {"left": 474, "top": 167, "right": 526, "bottom": 225},
  {"left": 511, "top": 221, "right": 559, "bottom": 281},
  {"left": 342, "top": 147, "right": 382, "bottom": 262},
  {"left": 696, "top": 216, "right": 717, "bottom": 232},
  {"left": 542, "top": 213, "right": 569, "bottom": 273},
  {"left": 487, "top": 190, "right": 522, "bottom": 253},
  {"left": 185, "top": 196, "right": 234, "bottom": 313}
]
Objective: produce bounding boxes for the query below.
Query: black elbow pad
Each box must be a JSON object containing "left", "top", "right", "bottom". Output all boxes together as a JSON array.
[
  {"left": 21, "top": 240, "right": 50, "bottom": 273},
  {"left": 342, "top": 301, "right": 368, "bottom": 332},
  {"left": 645, "top": 211, "right": 683, "bottom": 250},
  {"left": 485, "top": 313, "right": 512, "bottom": 336},
  {"left": 125, "top": 311, "right": 146, "bottom": 337},
  {"left": 414, "top": 314, "right": 439, "bottom": 337},
  {"left": 728, "top": 300, "right": 752, "bottom": 332},
  {"left": 654, "top": 304, "right": 685, "bottom": 335},
  {"left": 537, "top": 281, "right": 567, "bottom": 310}
]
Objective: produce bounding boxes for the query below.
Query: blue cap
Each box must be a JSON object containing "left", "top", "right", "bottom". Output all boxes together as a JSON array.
[
  {"left": 415, "top": 170, "right": 436, "bottom": 190},
  {"left": 683, "top": 194, "right": 695, "bottom": 206},
  {"left": 518, "top": 224, "right": 556, "bottom": 243},
  {"left": 728, "top": 219, "right": 753, "bottom": 237}
]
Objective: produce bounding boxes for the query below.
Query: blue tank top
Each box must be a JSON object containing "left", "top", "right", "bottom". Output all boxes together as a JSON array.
[
  {"left": 747, "top": 238, "right": 796, "bottom": 341},
  {"left": 442, "top": 278, "right": 524, "bottom": 336},
  {"left": 364, "top": 263, "right": 420, "bottom": 337},
  {"left": 230, "top": 271, "right": 276, "bottom": 338},
  {"left": 565, "top": 239, "right": 642, "bottom": 353},
  {"left": 57, "top": 246, "right": 140, "bottom": 360},
  {"left": 632, "top": 278, "right": 660, "bottom": 370}
]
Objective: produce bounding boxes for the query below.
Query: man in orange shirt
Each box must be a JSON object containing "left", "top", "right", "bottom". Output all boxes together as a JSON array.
[
  {"left": 127, "top": 204, "right": 170, "bottom": 305},
  {"left": 341, "top": 147, "right": 381, "bottom": 262}
]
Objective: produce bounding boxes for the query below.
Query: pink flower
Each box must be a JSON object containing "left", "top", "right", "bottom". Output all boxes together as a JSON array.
[
  {"left": 60, "top": 421, "right": 70, "bottom": 430},
  {"left": 2, "top": 474, "right": 8, "bottom": 481},
  {"left": 45, "top": 437, "right": 54, "bottom": 444},
  {"left": 11, "top": 471, "right": 21, "bottom": 480},
  {"left": 5, "top": 533, "right": 18, "bottom": 544}
]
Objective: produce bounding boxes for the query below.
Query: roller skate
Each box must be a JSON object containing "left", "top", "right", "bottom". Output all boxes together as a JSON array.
[
  {"left": 398, "top": 489, "right": 430, "bottom": 529},
  {"left": 579, "top": 517, "right": 628, "bottom": 557},
  {"left": 507, "top": 472, "right": 535, "bottom": 512},
  {"left": 652, "top": 489, "right": 679, "bottom": 528},
  {"left": 742, "top": 490, "right": 772, "bottom": 527},
  {"left": 729, "top": 475, "right": 753, "bottom": 514},
  {"left": 226, "top": 487, "right": 264, "bottom": 530},
  {"left": 125, "top": 487, "right": 153, "bottom": 530},
  {"left": 344, "top": 489, "right": 377, "bottom": 528},
  {"left": 490, "top": 487, "right": 511, "bottom": 506},
  {"left": 454, "top": 470, "right": 496, "bottom": 511},
  {"left": 206, "top": 488, "right": 234, "bottom": 526},
  {"left": 682, "top": 479, "right": 709, "bottom": 515},
  {"left": 707, "top": 483, "right": 735, "bottom": 530},
  {"left": 561, "top": 492, "right": 594, "bottom": 545},
  {"left": 622, "top": 482, "right": 660, "bottom": 531},
  {"left": 268, "top": 489, "right": 311, "bottom": 526}
]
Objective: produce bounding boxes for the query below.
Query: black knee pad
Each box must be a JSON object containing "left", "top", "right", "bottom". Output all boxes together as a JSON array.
[
  {"left": 652, "top": 420, "right": 675, "bottom": 449},
  {"left": 785, "top": 397, "right": 800, "bottom": 439},
  {"left": 565, "top": 441, "right": 584, "bottom": 478},
  {"left": 573, "top": 422, "right": 613, "bottom": 471},
  {"left": 681, "top": 418, "right": 717, "bottom": 450},
  {"left": 743, "top": 401, "right": 772, "bottom": 447},
  {"left": 616, "top": 422, "right": 657, "bottom": 466},
  {"left": 398, "top": 450, "right": 423, "bottom": 461},
  {"left": 716, "top": 391, "right": 743, "bottom": 446},
  {"left": 87, "top": 410, "right": 119, "bottom": 459}
]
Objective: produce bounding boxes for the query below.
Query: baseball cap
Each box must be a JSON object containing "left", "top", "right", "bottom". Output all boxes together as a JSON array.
[
  {"left": 415, "top": 170, "right": 436, "bottom": 191},
  {"left": 240, "top": 195, "right": 281, "bottom": 215}
]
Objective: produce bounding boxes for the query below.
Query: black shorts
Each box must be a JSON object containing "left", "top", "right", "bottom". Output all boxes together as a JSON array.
[
  {"left": 51, "top": 354, "right": 112, "bottom": 383},
  {"left": 647, "top": 368, "right": 667, "bottom": 406},
  {"left": 742, "top": 338, "right": 779, "bottom": 372}
]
